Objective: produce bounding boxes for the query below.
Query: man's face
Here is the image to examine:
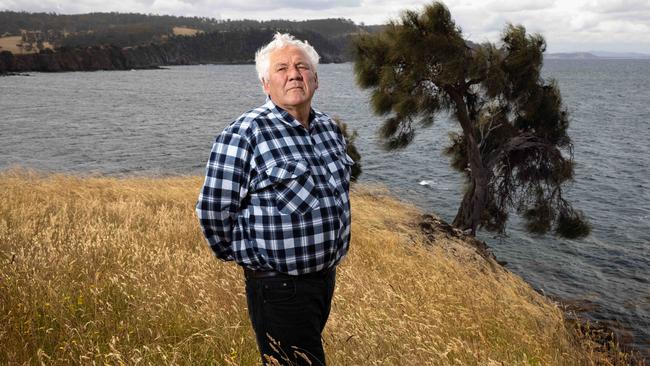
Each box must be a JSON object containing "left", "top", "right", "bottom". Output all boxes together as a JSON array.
[{"left": 263, "top": 46, "right": 318, "bottom": 112}]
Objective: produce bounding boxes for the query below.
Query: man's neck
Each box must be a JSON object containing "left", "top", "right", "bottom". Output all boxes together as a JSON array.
[
  {"left": 277, "top": 102, "right": 311, "bottom": 129},
  {"left": 290, "top": 109, "right": 310, "bottom": 129}
]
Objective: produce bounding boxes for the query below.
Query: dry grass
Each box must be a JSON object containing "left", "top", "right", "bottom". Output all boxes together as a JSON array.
[
  {"left": 0, "top": 36, "right": 54, "bottom": 54},
  {"left": 0, "top": 170, "right": 637, "bottom": 365},
  {"left": 0, "top": 36, "right": 24, "bottom": 54},
  {"left": 172, "top": 27, "right": 203, "bottom": 36}
]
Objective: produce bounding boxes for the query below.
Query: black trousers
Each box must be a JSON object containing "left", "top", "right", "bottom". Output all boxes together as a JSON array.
[{"left": 244, "top": 268, "right": 336, "bottom": 366}]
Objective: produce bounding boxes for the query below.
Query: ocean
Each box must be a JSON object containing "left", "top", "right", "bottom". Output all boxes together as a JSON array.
[{"left": 1, "top": 60, "right": 648, "bottom": 357}]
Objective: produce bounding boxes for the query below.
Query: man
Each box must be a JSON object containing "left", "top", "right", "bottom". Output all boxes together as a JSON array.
[{"left": 196, "top": 32, "right": 354, "bottom": 366}]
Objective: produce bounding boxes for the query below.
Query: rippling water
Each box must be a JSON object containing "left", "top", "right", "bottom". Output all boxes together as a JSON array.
[{"left": 1, "top": 60, "right": 649, "bottom": 356}]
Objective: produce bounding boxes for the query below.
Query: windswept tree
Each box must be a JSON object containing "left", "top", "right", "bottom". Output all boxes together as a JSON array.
[{"left": 353, "top": 2, "right": 589, "bottom": 238}]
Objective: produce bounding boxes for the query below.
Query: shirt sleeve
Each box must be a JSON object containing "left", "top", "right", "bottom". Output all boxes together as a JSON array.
[{"left": 195, "top": 129, "right": 252, "bottom": 261}]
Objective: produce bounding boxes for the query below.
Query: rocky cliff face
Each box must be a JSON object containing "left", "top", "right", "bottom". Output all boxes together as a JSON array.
[{"left": 0, "top": 45, "right": 176, "bottom": 73}]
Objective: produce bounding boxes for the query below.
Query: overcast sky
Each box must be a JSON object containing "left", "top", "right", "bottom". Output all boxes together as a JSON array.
[{"left": 2, "top": 0, "right": 650, "bottom": 53}]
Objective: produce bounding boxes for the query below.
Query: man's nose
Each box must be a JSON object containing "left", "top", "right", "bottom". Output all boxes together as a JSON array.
[{"left": 288, "top": 65, "right": 303, "bottom": 80}]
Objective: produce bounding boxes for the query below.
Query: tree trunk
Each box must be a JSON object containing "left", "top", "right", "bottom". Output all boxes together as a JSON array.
[
  {"left": 452, "top": 165, "right": 489, "bottom": 235},
  {"left": 449, "top": 91, "right": 489, "bottom": 236}
]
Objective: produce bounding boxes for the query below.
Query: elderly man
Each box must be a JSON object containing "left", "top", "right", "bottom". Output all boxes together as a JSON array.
[{"left": 196, "top": 33, "right": 354, "bottom": 366}]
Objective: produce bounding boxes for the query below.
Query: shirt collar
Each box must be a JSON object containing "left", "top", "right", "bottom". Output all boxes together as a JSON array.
[{"left": 264, "top": 98, "right": 318, "bottom": 131}]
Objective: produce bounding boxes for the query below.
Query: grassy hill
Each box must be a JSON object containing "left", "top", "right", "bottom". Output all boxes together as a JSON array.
[
  {"left": 0, "top": 11, "right": 370, "bottom": 55},
  {"left": 0, "top": 12, "right": 370, "bottom": 72},
  {"left": 0, "top": 171, "right": 636, "bottom": 364}
]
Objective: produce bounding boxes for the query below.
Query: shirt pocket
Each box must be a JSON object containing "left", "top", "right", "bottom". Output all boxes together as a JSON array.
[{"left": 264, "top": 159, "right": 320, "bottom": 215}]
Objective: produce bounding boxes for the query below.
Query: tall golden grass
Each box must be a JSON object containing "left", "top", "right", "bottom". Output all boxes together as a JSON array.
[{"left": 0, "top": 170, "right": 638, "bottom": 365}]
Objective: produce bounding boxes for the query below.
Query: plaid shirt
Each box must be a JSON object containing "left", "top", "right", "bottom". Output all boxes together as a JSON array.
[{"left": 196, "top": 99, "right": 354, "bottom": 275}]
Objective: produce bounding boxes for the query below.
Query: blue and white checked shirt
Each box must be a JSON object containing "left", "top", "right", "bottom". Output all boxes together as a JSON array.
[{"left": 196, "top": 99, "right": 354, "bottom": 275}]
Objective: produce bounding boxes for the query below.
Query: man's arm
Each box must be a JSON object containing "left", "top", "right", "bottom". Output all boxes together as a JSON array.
[{"left": 196, "top": 129, "right": 252, "bottom": 261}]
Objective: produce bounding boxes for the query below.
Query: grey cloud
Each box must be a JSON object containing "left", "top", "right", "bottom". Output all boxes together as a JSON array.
[
  {"left": 216, "top": 0, "right": 361, "bottom": 11},
  {"left": 487, "top": 0, "right": 556, "bottom": 13},
  {"left": 599, "top": 11, "right": 650, "bottom": 27},
  {"left": 0, "top": 0, "right": 362, "bottom": 15},
  {"left": 1, "top": 0, "right": 141, "bottom": 14},
  {"left": 582, "top": 1, "right": 650, "bottom": 31},
  {"left": 133, "top": 0, "right": 157, "bottom": 7},
  {"left": 588, "top": 0, "right": 650, "bottom": 13}
]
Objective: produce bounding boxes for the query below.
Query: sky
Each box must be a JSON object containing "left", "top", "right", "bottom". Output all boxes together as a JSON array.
[{"left": 2, "top": 0, "right": 650, "bottom": 54}]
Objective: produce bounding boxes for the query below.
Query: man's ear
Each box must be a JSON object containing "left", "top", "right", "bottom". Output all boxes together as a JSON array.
[
  {"left": 314, "top": 72, "right": 319, "bottom": 89},
  {"left": 262, "top": 78, "right": 270, "bottom": 94}
]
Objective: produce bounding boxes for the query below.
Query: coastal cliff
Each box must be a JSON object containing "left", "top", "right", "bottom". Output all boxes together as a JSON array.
[
  {"left": 0, "top": 171, "right": 636, "bottom": 364},
  {"left": 0, "top": 45, "right": 191, "bottom": 73}
]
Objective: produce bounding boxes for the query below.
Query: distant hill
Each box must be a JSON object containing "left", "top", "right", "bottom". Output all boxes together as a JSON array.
[
  {"left": 0, "top": 11, "right": 387, "bottom": 73},
  {"left": 0, "top": 11, "right": 376, "bottom": 51},
  {"left": 0, "top": 28, "right": 351, "bottom": 73},
  {"left": 545, "top": 52, "right": 598, "bottom": 60},
  {"left": 589, "top": 51, "right": 650, "bottom": 59},
  {"left": 0, "top": 11, "right": 373, "bottom": 36},
  {"left": 546, "top": 51, "right": 650, "bottom": 60}
]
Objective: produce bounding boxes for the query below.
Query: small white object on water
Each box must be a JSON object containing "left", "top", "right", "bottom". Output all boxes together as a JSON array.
[{"left": 419, "top": 180, "right": 433, "bottom": 186}]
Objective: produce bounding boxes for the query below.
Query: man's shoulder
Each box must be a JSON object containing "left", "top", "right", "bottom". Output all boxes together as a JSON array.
[
  {"left": 312, "top": 107, "right": 331, "bottom": 122},
  {"left": 222, "top": 103, "right": 273, "bottom": 137},
  {"left": 312, "top": 108, "right": 345, "bottom": 140}
]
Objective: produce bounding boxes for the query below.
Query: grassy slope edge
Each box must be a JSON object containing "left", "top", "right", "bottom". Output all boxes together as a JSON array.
[{"left": 0, "top": 171, "right": 637, "bottom": 365}]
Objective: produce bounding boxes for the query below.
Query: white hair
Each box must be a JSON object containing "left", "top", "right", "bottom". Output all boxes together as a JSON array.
[{"left": 254, "top": 32, "right": 320, "bottom": 83}]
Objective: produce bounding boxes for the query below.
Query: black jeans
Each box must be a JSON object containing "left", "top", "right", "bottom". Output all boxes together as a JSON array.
[{"left": 245, "top": 268, "right": 336, "bottom": 366}]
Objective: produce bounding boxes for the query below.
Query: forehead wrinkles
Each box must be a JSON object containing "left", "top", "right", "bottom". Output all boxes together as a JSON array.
[{"left": 270, "top": 47, "right": 310, "bottom": 67}]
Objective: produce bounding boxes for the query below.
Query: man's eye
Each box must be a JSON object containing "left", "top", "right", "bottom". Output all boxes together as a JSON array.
[
  {"left": 277, "top": 66, "right": 287, "bottom": 71},
  {"left": 297, "top": 64, "right": 308, "bottom": 70}
]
